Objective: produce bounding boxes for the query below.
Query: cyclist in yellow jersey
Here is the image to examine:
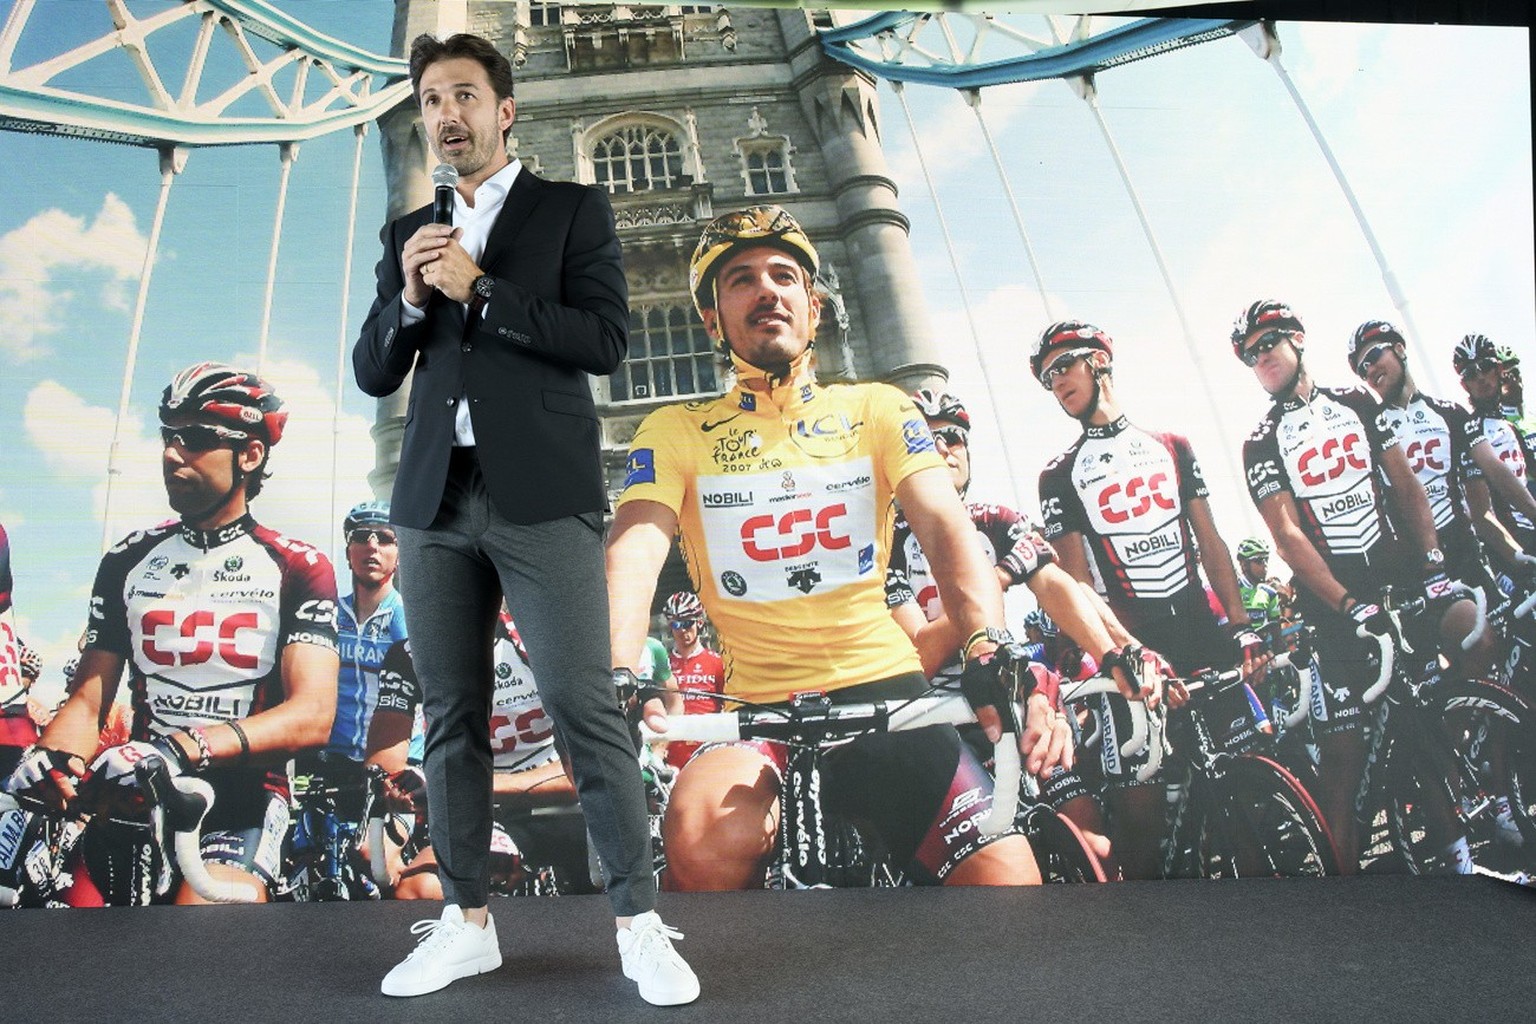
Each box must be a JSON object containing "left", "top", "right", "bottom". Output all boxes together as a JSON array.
[{"left": 606, "top": 206, "right": 1074, "bottom": 890}]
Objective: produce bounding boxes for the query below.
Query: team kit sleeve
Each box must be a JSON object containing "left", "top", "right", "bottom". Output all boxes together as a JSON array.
[
  {"left": 276, "top": 544, "right": 341, "bottom": 654},
  {"left": 1170, "top": 434, "right": 1212, "bottom": 502},
  {"left": 1242, "top": 423, "right": 1288, "bottom": 508},
  {"left": 82, "top": 541, "right": 138, "bottom": 657},
  {"left": 1037, "top": 454, "right": 1084, "bottom": 543},
  {"left": 375, "top": 638, "right": 420, "bottom": 717},
  {"left": 617, "top": 406, "right": 689, "bottom": 514},
  {"left": 872, "top": 386, "right": 947, "bottom": 487}
]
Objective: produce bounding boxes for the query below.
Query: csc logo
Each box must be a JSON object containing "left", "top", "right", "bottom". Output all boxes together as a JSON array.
[
  {"left": 140, "top": 610, "right": 261, "bottom": 670},
  {"left": 489, "top": 707, "right": 553, "bottom": 754},
  {"left": 1298, "top": 433, "right": 1367, "bottom": 487},
  {"left": 741, "top": 504, "right": 850, "bottom": 562},
  {"left": 1403, "top": 437, "right": 1446, "bottom": 474},
  {"left": 1097, "top": 473, "right": 1174, "bottom": 524}
]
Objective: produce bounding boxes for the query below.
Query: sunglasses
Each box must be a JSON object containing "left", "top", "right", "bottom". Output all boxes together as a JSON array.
[
  {"left": 160, "top": 424, "right": 246, "bottom": 453},
  {"left": 1459, "top": 358, "right": 1501, "bottom": 380},
  {"left": 347, "top": 528, "right": 397, "bottom": 546},
  {"left": 1353, "top": 342, "right": 1394, "bottom": 379},
  {"left": 1239, "top": 330, "right": 1295, "bottom": 367},
  {"left": 931, "top": 426, "right": 969, "bottom": 449},
  {"left": 1038, "top": 348, "right": 1096, "bottom": 389},
  {"left": 669, "top": 619, "right": 699, "bottom": 631}
]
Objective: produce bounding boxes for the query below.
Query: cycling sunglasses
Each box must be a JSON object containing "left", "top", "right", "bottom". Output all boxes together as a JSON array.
[
  {"left": 1459, "top": 358, "right": 1501, "bottom": 380},
  {"left": 669, "top": 619, "right": 699, "bottom": 631},
  {"left": 930, "top": 425, "right": 969, "bottom": 449},
  {"left": 160, "top": 424, "right": 247, "bottom": 453},
  {"left": 1239, "top": 330, "right": 1296, "bottom": 367},
  {"left": 1352, "top": 342, "right": 1395, "bottom": 379},
  {"left": 1038, "top": 347, "right": 1096, "bottom": 389},
  {"left": 347, "top": 527, "right": 397, "bottom": 546}
]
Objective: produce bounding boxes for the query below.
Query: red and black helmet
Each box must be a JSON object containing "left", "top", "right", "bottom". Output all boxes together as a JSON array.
[
  {"left": 910, "top": 389, "right": 971, "bottom": 432},
  {"left": 1346, "top": 320, "right": 1404, "bottom": 374},
  {"left": 1230, "top": 300, "right": 1304, "bottom": 358},
  {"left": 1452, "top": 333, "right": 1499, "bottom": 376},
  {"left": 160, "top": 362, "right": 287, "bottom": 445},
  {"left": 1030, "top": 320, "right": 1114, "bottom": 381}
]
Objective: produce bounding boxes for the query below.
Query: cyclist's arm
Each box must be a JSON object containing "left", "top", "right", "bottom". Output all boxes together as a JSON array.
[
  {"left": 364, "top": 707, "right": 413, "bottom": 774},
  {"left": 1075, "top": 583, "right": 1136, "bottom": 646},
  {"left": 37, "top": 648, "right": 123, "bottom": 762},
  {"left": 606, "top": 499, "right": 683, "bottom": 717},
  {"left": 1257, "top": 492, "right": 1350, "bottom": 612},
  {"left": 1466, "top": 476, "right": 1525, "bottom": 568},
  {"left": 1049, "top": 527, "right": 1095, "bottom": 589},
  {"left": 1378, "top": 442, "right": 1441, "bottom": 563},
  {"left": 173, "top": 642, "right": 339, "bottom": 767},
  {"left": 1187, "top": 496, "right": 1251, "bottom": 629},
  {"left": 492, "top": 759, "right": 577, "bottom": 808},
  {"left": 1470, "top": 439, "right": 1536, "bottom": 526}
]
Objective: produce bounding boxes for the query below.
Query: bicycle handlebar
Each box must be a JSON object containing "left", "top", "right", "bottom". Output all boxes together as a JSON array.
[
  {"left": 1358, "top": 629, "right": 1396, "bottom": 705},
  {"left": 639, "top": 693, "right": 1020, "bottom": 837},
  {"left": 1057, "top": 675, "right": 1154, "bottom": 777},
  {"left": 134, "top": 758, "right": 261, "bottom": 904}
]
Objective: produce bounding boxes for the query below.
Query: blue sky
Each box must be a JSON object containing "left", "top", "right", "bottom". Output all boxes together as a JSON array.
[{"left": 1, "top": 3, "right": 1531, "bottom": 696}]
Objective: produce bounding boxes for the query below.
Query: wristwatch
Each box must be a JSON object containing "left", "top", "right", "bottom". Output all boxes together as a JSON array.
[
  {"left": 1422, "top": 547, "right": 1445, "bottom": 572},
  {"left": 469, "top": 273, "right": 495, "bottom": 317},
  {"left": 962, "top": 626, "right": 1014, "bottom": 663}
]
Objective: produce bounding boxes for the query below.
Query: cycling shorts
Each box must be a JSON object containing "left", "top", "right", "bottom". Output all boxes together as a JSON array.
[
  {"left": 1118, "top": 591, "right": 1238, "bottom": 677},
  {"left": 692, "top": 674, "right": 1017, "bottom": 883}
]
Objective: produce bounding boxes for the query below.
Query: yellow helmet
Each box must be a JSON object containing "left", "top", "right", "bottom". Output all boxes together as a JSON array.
[{"left": 689, "top": 205, "right": 819, "bottom": 318}]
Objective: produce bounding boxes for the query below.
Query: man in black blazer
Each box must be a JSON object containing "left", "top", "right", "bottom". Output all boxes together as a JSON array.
[{"left": 353, "top": 33, "right": 697, "bottom": 1006}]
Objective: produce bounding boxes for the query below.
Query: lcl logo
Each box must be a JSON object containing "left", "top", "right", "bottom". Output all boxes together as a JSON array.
[
  {"left": 1096, "top": 473, "right": 1174, "bottom": 524},
  {"left": 1298, "top": 433, "right": 1367, "bottom": 486}
]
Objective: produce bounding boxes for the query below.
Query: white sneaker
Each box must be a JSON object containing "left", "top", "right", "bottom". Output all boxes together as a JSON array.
[
  {"left": 617, "top": 910, "right": 700, "bottom": 1006},
  {"left": 381, "top": 904, "right": 502, "bottom": 997}
]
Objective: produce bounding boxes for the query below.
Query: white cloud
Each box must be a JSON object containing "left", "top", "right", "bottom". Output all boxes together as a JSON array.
[{"left": 0, "top": 194, "right": 149, "bottom": 361}]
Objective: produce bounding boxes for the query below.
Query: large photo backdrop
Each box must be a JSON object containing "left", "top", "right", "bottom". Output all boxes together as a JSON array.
[{"left": 1, "top": 0, "right": 1532, "bottom": 902}]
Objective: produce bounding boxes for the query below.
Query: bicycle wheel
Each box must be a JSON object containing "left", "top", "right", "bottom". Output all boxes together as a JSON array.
[
  {"left": 1436, "top": 680, "right": 1536, "bottom": 862},
  {"left": 1188, "top": 756, "right": 1341, "bottom": 877},
  {"left": 1377, "top": 702, "right": 1473, "bottom": 875},
  {"left": 1023, "top": 807, "right": 1108, "bottom": 883}
]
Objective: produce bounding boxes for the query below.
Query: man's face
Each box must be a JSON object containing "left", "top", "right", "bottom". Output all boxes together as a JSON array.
[
  {"left": 1460, "top": 361, "right": 1502, "bottom": 405},
  {"left": 347, "top": 528, "right": 399, "bottom": 588},
  {"left": 161, "top": 417, "right": 259, "bottom": 522},
  {"left": 928, "top": 419, "right": 971, "bottom": 493},
  {"left": 1241, "top": 329, "right": 1304, "bottom": 396},
  {"left": 1044, "top": 348, "right": 1103, "bottom": 419},
  {"left": 669, "top": 619, "right": 700, "bottom": 649},
  {"left": 1502, "top": 365, "right": 1523, "bottom": 406},
  {"left": 1241, "top": 556, "right": 1269, "bottom": 581},
  {"left": 1358, "top": 342, "right": 1405, "bottom": 398},
  {"left": 701, "top": 246, "right": 820, "bottom": 373},
  {"left": 417, "top": 56, "right": 515, "bottom": 178}
]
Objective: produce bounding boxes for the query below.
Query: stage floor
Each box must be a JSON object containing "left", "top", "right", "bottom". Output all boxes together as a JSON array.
[{"left": 8, "top": 876, "right": 1534, "bottom": 1023}]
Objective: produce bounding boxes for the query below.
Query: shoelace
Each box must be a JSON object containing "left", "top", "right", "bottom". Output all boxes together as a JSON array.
[
  {"left": 404, "top": 917, "right": 463, "bottom": 960},
  {"left": 629, "top": 919, "right": 687, "bottom": 968}
]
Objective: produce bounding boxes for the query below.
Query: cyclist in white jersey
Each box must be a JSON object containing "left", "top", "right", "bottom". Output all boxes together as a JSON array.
[
  {"left": 1456, "top": 333, "right": 1536, "bottom": 555},
  {"left": 3, "top": 363, "right": 340, "bottom": 904}
]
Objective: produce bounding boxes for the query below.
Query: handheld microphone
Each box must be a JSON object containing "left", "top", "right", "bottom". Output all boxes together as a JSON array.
[{"left": 431, "top": 163, "right": 458, "bottom": 225}]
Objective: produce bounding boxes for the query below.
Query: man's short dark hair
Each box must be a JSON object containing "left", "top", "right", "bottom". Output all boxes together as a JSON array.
[{"left": 409, "top": 33, "right": 515, "bottom": 136}]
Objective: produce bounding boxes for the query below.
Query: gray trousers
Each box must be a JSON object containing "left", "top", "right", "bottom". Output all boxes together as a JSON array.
[{"left": 395, "top": 448, "right": 655, "bottom": 914}]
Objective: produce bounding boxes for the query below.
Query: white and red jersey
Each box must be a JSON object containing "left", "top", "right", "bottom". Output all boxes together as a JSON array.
[
  {"left": 888, "top": 502, "right": 1055, "bottom": 622},
  {"left": 1470, "top": 407, "right": 1536, "bottom": 544},
  {"left": 1243, "top": 385, "right": 1401, "bottom": 588},
  {"left": 665, "top": 644, "right": 725, "bottom": 770},
  {"left": 1378, "top": 392, "right": 1486, "bottom": 554},
  {"left": 1038, "top": 416, "right": 1207, "bottom": 618},
  {"left": 0, "top": 521, "right": 24, "bottom": 715},
  {"left": 376, "top": 612, "right": 556, "bottom": 772},
  {"left": 85, "top": 515, "right": 338, "bottom": 743}
]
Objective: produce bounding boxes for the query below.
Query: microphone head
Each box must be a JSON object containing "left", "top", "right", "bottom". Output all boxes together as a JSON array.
[{"left": 431, "top": 163, "right": 459, "bottom": 188}]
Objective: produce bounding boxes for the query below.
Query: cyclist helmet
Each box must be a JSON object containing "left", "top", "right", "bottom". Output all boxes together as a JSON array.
[
  {"left": 1452, "top": 333, "right": 1498, "bottom": 375},
  {"left": 1230, "top": 300, "right": 1304, "bottom": 358},
  {"left": 17, "top": 641, "right": 40, "bottom": 682},
  {"left": 1346, "top": 320, "right": 1404, "bottom": 373},
  {"left": 1235, "top": 537, "right": 1272, "bottom": 561},
  {"left": 910, "top": 389, "right": 971, "bottom": 432},
  {"left": 1030, "top": 320, "right": 1114, "bottom": 381},
  {"left": 160, "top": 361, "right": 287, "bottom": 445},
  {"left": 689, "top": 205, "right": 818, "bottom": 319},
  {"left": 663, "top": 591, "right": 706, "bottom": 623},
  {"left": 343, "top": 500, "right": 392, "bottom": 535},
  {"left": 1495, "top": 344, "right": 1520, "bottom": 369}
]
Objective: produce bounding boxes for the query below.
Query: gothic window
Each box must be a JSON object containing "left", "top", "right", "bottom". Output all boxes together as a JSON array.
[
  {"left": 745, "top": 147, "right": 790, "bottom": 195},
  {"left": 734, "top": 110, "right": 798, "bottom": 197},
  {"left": 591, "top": 124, "right": 686, "bottom": 193},
  {"left": 610, "top": 303, "right": 717, "bottom": 402},
  {"left": 528, "top": 3, "right": 561, "bottom": 26}
]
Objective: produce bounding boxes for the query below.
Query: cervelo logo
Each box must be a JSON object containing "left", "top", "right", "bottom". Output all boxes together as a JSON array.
[
  {"left": 740, "top": 504, "right": 850, "bottom": 562},
  {"left": 1298, "top": 433, "right": 1367, "bottom": 486},
  {"left": 1096, "top": 473, "right": 1174, "bottom": 524},
  {"left": 140, "top": 609, "right": 261, "bottom": 669},
  {"left": 1403, "top": 436, "right": 1446, "bottom": 474}
]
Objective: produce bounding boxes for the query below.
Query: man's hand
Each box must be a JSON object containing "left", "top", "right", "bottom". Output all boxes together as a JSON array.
[
  {"left": 427, "top": 232, "right": 482, "bottom": 304},
  {"left": 1020, "top": 691, "right": 1073, "bottom": 776},
  {"left": 3, "top": 745, "right": 85, "bottom": 811},
  {"left": 1422, "top": 570, "right": 1465, "bottom": 605},
  {"left": 1347, "top": 598, "right": 1399, "bottom": 646},
  {"left": 383, "top": 767, "right": 428, "bottom": 814},
  {"left": 960, "top": 642, "right": 1069, "bottom": 774},
  {"left": 401, "top": 223, "right": 459, "bottom": 307},
  {"left": 85, "top": 739, "right": 185, "bottom": 790},
  {"left": 1230, "top": 622, "right": 1271, "bottom": 690}
]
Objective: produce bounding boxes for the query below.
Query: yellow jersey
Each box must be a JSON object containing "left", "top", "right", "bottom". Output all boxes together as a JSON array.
[{"left": 618, "top": 376, "right": 944, "bottom": 704}]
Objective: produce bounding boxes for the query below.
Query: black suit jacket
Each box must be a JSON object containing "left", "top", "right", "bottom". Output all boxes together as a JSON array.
[{"left": 354, "top": 171, "right": 627, "bottom": 528}]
